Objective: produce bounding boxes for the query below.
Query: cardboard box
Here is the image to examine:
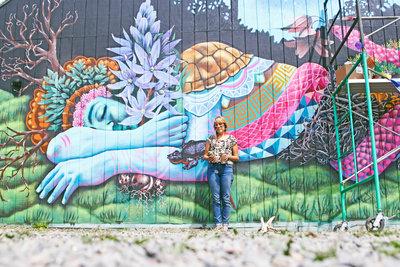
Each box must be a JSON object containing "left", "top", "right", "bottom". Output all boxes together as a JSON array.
[{"left": 335, "top": 62, "right": 364, "bottom": 84}]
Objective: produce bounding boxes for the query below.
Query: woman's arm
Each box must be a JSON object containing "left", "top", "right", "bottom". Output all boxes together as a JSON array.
[
  {"left": 221, "top": 143, "right": 239, "bottom": 163},
  {"left": 228, "top": 144, "right": 239, "bottom": 162},
  {"left": 37, "top": 146, "right": 208, "bottom": 204},
  {"left": 203, "top": 140, "right": 216, "bottom": 163},
  {"left": 47, "top": 112, "right": 188, "bottom": 163}
]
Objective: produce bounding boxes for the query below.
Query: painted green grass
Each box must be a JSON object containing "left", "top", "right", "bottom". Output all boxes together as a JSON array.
[
  {"left": 0, "top": 165, "right": 52, "bottom": 189},
  {"left": 0, "top": 96, "right": 29, "bottom": 124},
  {"left": 0, "top": 90, "right": 13, "bottom": 102}
]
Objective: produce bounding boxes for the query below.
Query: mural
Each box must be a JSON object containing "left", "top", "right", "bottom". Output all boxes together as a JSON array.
[{"left": 0, "top": 0, "right": 399, "bottom": 224}]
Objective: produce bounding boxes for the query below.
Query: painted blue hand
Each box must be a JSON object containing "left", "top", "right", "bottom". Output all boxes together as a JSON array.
[{"left": 36, "top": 154, "right": 113, "bottom": 204}]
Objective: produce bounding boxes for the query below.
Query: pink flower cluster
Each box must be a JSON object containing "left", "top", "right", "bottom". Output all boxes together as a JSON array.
[{"left": 72, "top": 86, "right": 112, "bottom": 127}]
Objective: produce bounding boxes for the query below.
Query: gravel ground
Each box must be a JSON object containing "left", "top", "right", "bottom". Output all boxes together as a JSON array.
[{"left": 1, "top": 225, "right": 400, "bottom": 267}]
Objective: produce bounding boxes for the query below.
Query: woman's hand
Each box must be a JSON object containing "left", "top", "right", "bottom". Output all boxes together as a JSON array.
[
  {"left": 220, "top": 154, "right": 229, "bottom": 163},
  {"left": 204, "top": 140, "right": 216, "bottom": 163}
]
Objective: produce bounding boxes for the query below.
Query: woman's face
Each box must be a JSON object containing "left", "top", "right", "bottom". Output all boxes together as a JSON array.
[
  {"left": 214, "top": 121, "right": 226, "bottom": 134},
  {"left": 83, "top": 97, "right": 128, "bottom": 130}
]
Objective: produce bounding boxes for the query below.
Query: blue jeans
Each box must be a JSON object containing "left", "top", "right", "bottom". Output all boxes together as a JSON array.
[{"left": 208, "top": 163, "right": 234, "bottom": 225}]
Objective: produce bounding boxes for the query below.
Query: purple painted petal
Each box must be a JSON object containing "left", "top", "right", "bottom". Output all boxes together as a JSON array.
[
  {"left": 137, "top": 17, "right": 148, "bottom": 34},
  {"left": 107, "top": 47, "right": 133, "bottom": 57},
  {"left": 148, "top": 11, "right": 157, "bottom": 25},
  {"left": 122, "top": 28, "right": 132, "bottom": 43},
  {"left": 137, "top": 71, "right": 153, "bottom": 85},
  {"left": 162, "top": 39, "right": 181, "bottom": 55},
  {"left": 134, "top": 43, "right": 149, "bottom": 68},
  {"left": 111, "top": 34, "right": 131, "bottom": 48},
  {"left": 127, "top": 93, "right": 140, "bottom": 109},
  {"left": 155, "top": 55, "right": 177, "bottom": 70},
  {"left": 125, "top": 104, "right": 137, "bottom": 116},
  {"left": 136, "top": 88, "right": 147, "bottom": 107},
  {"left": 143, "top": 32, "right": 153, "bottom": 51},
  {"left": 162, "top": 27, "right": 174, "bottom": 45},
  {"left": 155, "top": 81, "right": 165, "bottom": 91},
  {"left": 150, "top": 39, "right": 161, "bottom": 66},
  {"left": 125, "top": 84, "right": 136, "bottom": 95},
  {"left": 119, "top": 115, "right": 143, "bottom": 126},
  {"left": 129, "top": 62, "right": 146, "bottom": 74},
  {"left": 138, "top": 81, "right": 157, "bottom": 89},
  {"left": 116, "top": 92, "right": 128, "bottom": 104},
  {"left": 107, "top": 80, "right": 128, "bottom": 90},
  {"left": 150, "top": 20, "right": 160, "bottom": 34},
  {"left": 154, "top": 71, "right": 179, "bottom": 85},
  {"left": 164, "top": 103, "right": 181, "bottom": 115},
  {"left": 130, "top": 26, "right": 142, "bottom": 43},
  {"left": 144, "top": 110, "right": 156, "bottom": 119},
  {"left": 146, "top": 95, "right": 163, "bottom": 111},
  {"left": 168, "top": 90, "right": 183, "bottom": 99},
  {"left": 110, "top": 69, "right": 125, "bottom": 81},
  {"left": 115, "top": 59, "right": 130, "bottom": 74}
]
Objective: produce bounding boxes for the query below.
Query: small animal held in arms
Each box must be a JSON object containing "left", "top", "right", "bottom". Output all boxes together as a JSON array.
[{"left": 167, "top": 140, "right": 206, "bottom": 170}]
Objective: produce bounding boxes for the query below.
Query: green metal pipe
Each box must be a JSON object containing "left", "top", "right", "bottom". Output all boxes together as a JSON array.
[
  {"left": 342, "top": 175, "right": 374, "bottom": 193},
  {"left": 346, "top": 81, "right": 359, "bottom": 182},
  {"left": 332, "top": 96, "right": 347, "bottom": 221},
  {"left": 357, "top": 2, "right": 382, "bottom": 212}
]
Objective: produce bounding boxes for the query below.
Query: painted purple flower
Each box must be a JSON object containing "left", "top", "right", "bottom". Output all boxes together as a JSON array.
[
  {"left": 161, "top": 26, "right": 181, "bottom": 56},
  {"left": 107, "top": 29, "right": 134, "bottom": 61},
  {"left": 130, "top": 0, "right": 160, "bottom": 52},
  {"left": 120, "top": 88, "right": 163, "bottom": 126},
  {"left": 155, "top": 88, "right": 182, "bottom": 115},
  {"left": 131, "top": 40, "right": 179, "bottom": 86},
  {"left": 107, "top": 59, "right": 138, "bottom": 99}
]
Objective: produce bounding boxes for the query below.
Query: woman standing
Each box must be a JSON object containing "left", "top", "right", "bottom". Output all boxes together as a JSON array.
[{"left": 204, "top": 116, "right": 239, "bottom": 230}]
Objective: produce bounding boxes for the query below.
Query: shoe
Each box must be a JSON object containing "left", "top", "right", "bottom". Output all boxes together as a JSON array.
[{"left": 222, "top": 224, "right": 229, "bottom": 231}]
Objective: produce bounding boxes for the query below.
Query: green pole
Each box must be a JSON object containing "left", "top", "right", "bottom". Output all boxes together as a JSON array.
[
  {"left": 332, "top": 96, "right": 347, "bottom": 221},
  {"left": 357, "top": 1, "right": 382, "bottom": 212},
  {"left": 346, "top": 81, "right": 359, "bottom": 183}
]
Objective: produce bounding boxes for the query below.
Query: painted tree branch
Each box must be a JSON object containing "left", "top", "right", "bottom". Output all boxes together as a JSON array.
[
  {"left": 0, "top": 0, "right": 78, "bottom": 95},
  {"left": 0, "top": 127, "right": 50, "bottom": 201}
]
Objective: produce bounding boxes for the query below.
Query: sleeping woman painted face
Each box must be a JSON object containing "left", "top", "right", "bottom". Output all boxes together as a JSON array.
[
  {"left": 81, "top": 96, "right": 128, "bottom": 130},
  {"left": 70, "top": 86, "right": 129, "bottom": 131},
  {"left": 35, "top": 85, "right": 207, "bottom": 205}
]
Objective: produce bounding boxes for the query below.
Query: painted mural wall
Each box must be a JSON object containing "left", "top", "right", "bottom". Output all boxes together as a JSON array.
[{"left": 0, "top": 0, "right": 399, "bottom": 225}]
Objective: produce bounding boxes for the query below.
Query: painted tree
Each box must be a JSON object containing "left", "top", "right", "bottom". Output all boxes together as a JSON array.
[
  {"left": 0, "top": 0, "right": 77, "bottom": 95},
  {"left": 0, "top": 0, "right": 77, "bottom": 200}
]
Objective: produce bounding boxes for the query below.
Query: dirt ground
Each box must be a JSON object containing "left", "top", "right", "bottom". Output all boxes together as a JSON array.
[{"left": 1, "top": 225, "right": 400, "bottom": 267}]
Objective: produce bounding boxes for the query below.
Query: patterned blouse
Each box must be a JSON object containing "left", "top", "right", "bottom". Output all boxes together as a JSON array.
[{"left": 207, "top": 134, "right": 237, "bottom": 165}]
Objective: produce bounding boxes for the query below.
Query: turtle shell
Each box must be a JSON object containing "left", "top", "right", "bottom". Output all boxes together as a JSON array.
[{"left": 181, "top": 42, "right": 253, "bottom": 93}]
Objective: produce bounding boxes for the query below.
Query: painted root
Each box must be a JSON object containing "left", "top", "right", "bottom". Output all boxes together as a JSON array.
[{"left": 117, "top": 173, "right": 165, "bottom": 202}]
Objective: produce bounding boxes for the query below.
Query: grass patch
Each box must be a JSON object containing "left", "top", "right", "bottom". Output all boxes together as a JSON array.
[
  {"left": 134, "top": 237, "right": 149, "bottom": 246},
  {"left": 283, "top": 238, "right": 293, "bottom": 256},
  {"left": 378, "top": 240, "right": 400, "bottom": 257},
  {"left": 314, "top": 248, "right": 337, "bottom": 261},
  {"left": 99, "top": 234, "right": 120, "bottom": 242}
]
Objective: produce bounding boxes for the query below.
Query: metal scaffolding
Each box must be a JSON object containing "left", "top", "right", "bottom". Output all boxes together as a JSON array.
[{"left": 323, "top": 0, "right": 400, "bottom": 231}]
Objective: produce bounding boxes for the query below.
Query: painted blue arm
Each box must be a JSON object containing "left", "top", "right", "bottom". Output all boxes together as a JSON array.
[
  {"left": 46, "top": 111, "right": 188, "bottom": 163},
  {"left": 36, "top": 147, "right": 208, "bottom": 204}
]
